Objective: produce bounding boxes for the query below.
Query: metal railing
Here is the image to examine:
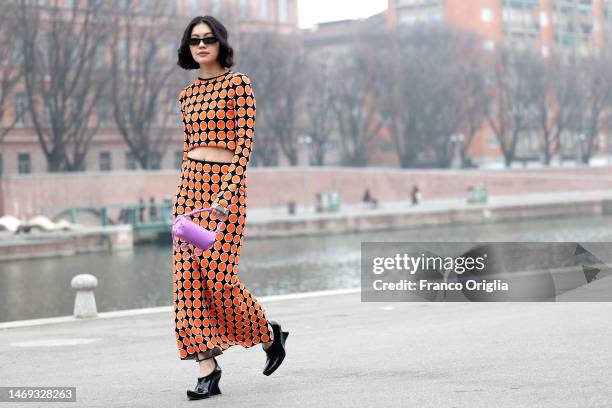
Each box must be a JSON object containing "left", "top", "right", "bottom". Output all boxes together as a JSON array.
[{"left": 40, "top": 202, "right": 173, "bottom": 230}]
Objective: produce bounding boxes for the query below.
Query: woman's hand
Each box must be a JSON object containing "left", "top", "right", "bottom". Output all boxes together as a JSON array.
[{"left": 210, "top": 203, "right": 229, "bottom": 221}]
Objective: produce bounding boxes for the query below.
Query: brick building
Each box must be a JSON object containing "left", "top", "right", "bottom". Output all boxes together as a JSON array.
[
  {"left": 388, "top": 0, "right": 609, "bottom": 57},
  {"left": 387, "top": 0, "right": 612, "bottom": 166},
  {"left": 0, "top": 0, "right": 298, "bottom": 176}
]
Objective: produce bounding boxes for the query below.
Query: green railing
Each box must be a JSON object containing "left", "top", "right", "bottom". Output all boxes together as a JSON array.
[{"left": 40, "top": 202, "right": 174, "bottom": 230}]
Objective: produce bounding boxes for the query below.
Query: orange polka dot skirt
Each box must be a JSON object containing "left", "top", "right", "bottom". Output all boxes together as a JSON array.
[{"left": 171, "top": 156, "right": 271, "bottom": 361}]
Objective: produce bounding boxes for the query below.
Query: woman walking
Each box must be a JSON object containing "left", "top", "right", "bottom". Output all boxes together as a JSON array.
[{"left": 172, "top": 15, "right": 289, "bottom": 400}]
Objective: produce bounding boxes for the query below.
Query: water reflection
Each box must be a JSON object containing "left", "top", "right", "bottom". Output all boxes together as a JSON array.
[{"left": 2, "top": 214, "right": 612, "bottom": 322}]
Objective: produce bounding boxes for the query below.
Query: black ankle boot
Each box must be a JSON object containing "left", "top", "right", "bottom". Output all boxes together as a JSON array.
[
  {"left": 187, "top": 357, "right": 222, "bottom": 400},
  {"left": 263, "top": 320, "right": 289, "bottom": 376}
]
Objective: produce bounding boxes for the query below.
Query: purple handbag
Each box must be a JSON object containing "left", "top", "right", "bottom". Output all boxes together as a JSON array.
[{"left": 171, "top": 207, "right": 222, "bottom": 253}]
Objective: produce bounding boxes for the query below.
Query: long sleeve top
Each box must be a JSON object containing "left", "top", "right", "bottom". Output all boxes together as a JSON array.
[{"left": 177, "top": 70, "right": 256, "bottom": 209}]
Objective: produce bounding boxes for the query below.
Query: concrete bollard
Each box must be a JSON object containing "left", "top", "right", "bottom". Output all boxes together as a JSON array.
[{"left": 70, "top": 274, "right": 98, "bottom": 318}]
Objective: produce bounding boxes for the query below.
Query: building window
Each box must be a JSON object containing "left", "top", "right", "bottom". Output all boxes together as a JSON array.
[
  {"left": 71, "top": 96, "right": 80, "bottom": 120},
  {"left": 165, "top": 0, "right": 176, "bottom": 15},
  {"left": 240, "top": 0, "right": 248, "bottom": 18},
  {"left": 481, "top": 7, "right": 493, "bottom": 23},
  {"left": 260, "top": 0, "right": 269, "bottom": 21},
  {"left": 11, "top": 43, "right": 22, "bottom": 64},
  {"left": 593, "top": 18, "right": 601, "bottom": 32},
  {"left": 44, "top": 105, "right": 52, "bottom": 125},
  {"left": 100, "top": 151, "right": 111, "bottom": 171},
  {"left": 97, "top": 97, "right": 109, "bottom": 127},
  {"left": 541, "top": 45, "right": 549, "bottom": 57},
  {"left": 144, "top": 38, "right": 156, "bottom": 59},
  {"left": 112, "top": 0, "right": 128, "bottom": 11},
  {"left": 0, "top": 153, "right": 3, "bottom": 176},
  {"left": 141, "top": 0, "right": 151, "bottom": 13},
  {"left": 169, "top": 41, "right": 175, "bottom": 64},
  {"left": 579, "top": 43, "right": 589, "bottom": 55},
  {"left": 489, "top": 133, "right": 499, "bottom": 148},
  {"left": 191, "top": 0, "right": 198, "bottom": 15},
  {"left": 324, "top": 140, "right": 337, "bottom": 151},
  {"left": 15, "top": 93, "right": 27, "bottom": 126},
  {"left": 379, "top": 140, "right": 393, "bottom": 153},
  {"left": 172, "top": 100, "right": 182, "bottom": 129},
  {"left": 126, "top": 151, "right": 137, "bottom": 170},
  {"left": 175, "top": 150, "right": 183, "bottom": 169},
  {"left": 150, "top": 152, "right": 162, "bottom": 170},
  {"left": 429, "top": 11, "right": 443, "bottom": 22},
  {"left": 540, "top": 11, "right": 548, "bottom": 27},
  {"left": 212, "top": 0, "right": 221, "bottom": 14},
  {"left": 42, "top": 33, "right": 52, "bottom": 65},
  {"left": 400, "top": 14, "right": 416, "bottom": 24},
  {"left": 278, "top": 0, "right": 288, "bottom": 23},
  {"left": 483, "top": 40, "right": 496, "bottom": 51},
  {"left": 18, "top": 153, "right": 31, "bottom": 174},
  {"left": 116, "top": 36, "right": 129, "bottom": 70},
  {"left": 93, "top": 44, "right": 106, "bottom": 69},
  {"left": 65, "top": 35, "right": 78, "bottom": 65}
]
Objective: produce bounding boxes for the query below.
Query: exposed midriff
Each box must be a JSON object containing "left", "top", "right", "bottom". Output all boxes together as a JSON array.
[{"left": 187, "top": 146, "right": 233, "bottom": 163}]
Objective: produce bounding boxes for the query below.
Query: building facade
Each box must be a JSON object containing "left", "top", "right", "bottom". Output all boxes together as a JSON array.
[
  {"left": 387, "top": 0, "right": 611, "bottom": 166},
  {"left": 388, "top": 0, "right": 609, "bottom": 57},
  {"left": 0, "top": 0, "right": 298, "bottom": 176}
]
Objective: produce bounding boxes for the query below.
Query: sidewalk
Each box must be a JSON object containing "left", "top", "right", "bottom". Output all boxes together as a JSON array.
[
  {"left": 247, "top": 189, "right": 612, "bottom": 223},
  {"left": 1, "top": 289, "right": 611, "bottom": 407},
  {"left": 242, "top": 189, "right": 612, "bottom": 238}
]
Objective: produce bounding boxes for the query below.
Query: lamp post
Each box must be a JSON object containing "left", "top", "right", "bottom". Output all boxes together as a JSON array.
[
  {"left": 577, "top": 133, "right": 586, "bottom": 166},
  {"left": 607, "top": 131, "right": 611, "bottom": 167},
  {"left": 450, "top": 133, "right": 464, "bottom": 169},
  {"left": 298, "top": 134, "right": 313, "bottom": 213}
]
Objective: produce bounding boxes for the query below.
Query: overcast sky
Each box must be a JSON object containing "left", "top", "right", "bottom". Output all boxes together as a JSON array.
[{"left": 297, "top": 0, "right": 388, "bottom": 29}]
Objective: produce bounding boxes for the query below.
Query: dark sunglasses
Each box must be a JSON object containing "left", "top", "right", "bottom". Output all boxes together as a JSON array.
[{"left": 188, "top": 36, "right": 219, "bottom": 46}]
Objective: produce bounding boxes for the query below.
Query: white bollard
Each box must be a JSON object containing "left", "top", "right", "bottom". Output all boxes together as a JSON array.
[{"left": 70, "top": 274, "right": 98, "bottom": 318}]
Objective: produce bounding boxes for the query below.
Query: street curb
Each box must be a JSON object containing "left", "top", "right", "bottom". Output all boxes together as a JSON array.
[{"left": 0, "top": 287, "right": 361, "bottom": 330}]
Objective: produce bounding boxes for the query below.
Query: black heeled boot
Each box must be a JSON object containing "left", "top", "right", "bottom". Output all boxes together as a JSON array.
[
  {"left": 262, "top": 320, "right": 290, "bottom": 376},
  {"left": 187, "top": 356, "right": 222, "bottom": 400}
]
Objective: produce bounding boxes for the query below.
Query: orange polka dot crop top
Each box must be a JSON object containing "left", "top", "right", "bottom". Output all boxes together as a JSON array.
[{"left": 177, "top": 70, "right": 256, "bottom": 208}]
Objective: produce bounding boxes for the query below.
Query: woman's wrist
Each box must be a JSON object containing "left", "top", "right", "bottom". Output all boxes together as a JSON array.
[{"left": 212, "top": 202, "right": 228, "bottom": 216}]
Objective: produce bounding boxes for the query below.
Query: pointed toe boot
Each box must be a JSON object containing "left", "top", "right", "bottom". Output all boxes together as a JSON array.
[{"left": 263, "top": 320, "right": 290, "bottom": 376}]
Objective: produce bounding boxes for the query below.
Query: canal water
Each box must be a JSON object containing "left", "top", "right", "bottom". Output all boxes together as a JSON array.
[{"left": 2, "top": 214, "right": 612, "bottom": 323}]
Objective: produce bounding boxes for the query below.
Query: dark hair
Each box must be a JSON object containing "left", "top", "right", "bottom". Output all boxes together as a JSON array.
[{"left": 177, "top": 16, "right": 234, "bottom": 70}]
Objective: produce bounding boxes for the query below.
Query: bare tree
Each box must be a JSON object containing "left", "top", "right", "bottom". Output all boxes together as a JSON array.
[
  {"left": 531, "top": 54, "right": 580, "bottom": 165},
  {"left": 425, "top": 29, "right": 479, "bottom": 168},
  {"left": 570, "top": 51, "right": 612, "bottom": 164},
  {"left": 523, "top": 51, "right": 552, "bottom": 164},
  {"left": 485, "top": 47, "right": 541, "bottom": 168},
  {"left": 246, "top": 31, "right": 307, "bottom": 166},
  {"left": 454, "top": 34, "right": 491, "bottom": 168},
  {"left": 15, "top": 0, "right": 113, "bottom": 171},
  {"left": 377, "top": 25, "right": 471, "bottom": 168},
  {"left": 332, "top": 28, "right": 388, "bottom": 167},
  {"left": 0, "top": 1, "right": 25, "bottom": 145},
  {"left": 551, "top": 59, "right": 582, "bottom": 161},
  {"left": 224, "top": 30, "right": 276, "bottom": 166},
  {"left": 108, "top": 0, "right": 179, "bottom": 170},
  {"left": 302, "top": 54, "right": 336, "bottom": 166}
]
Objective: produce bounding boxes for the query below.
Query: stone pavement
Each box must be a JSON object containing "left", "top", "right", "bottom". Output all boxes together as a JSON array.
[{"left": 1, "top": 283, "right": 612, "bottom": 408}]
